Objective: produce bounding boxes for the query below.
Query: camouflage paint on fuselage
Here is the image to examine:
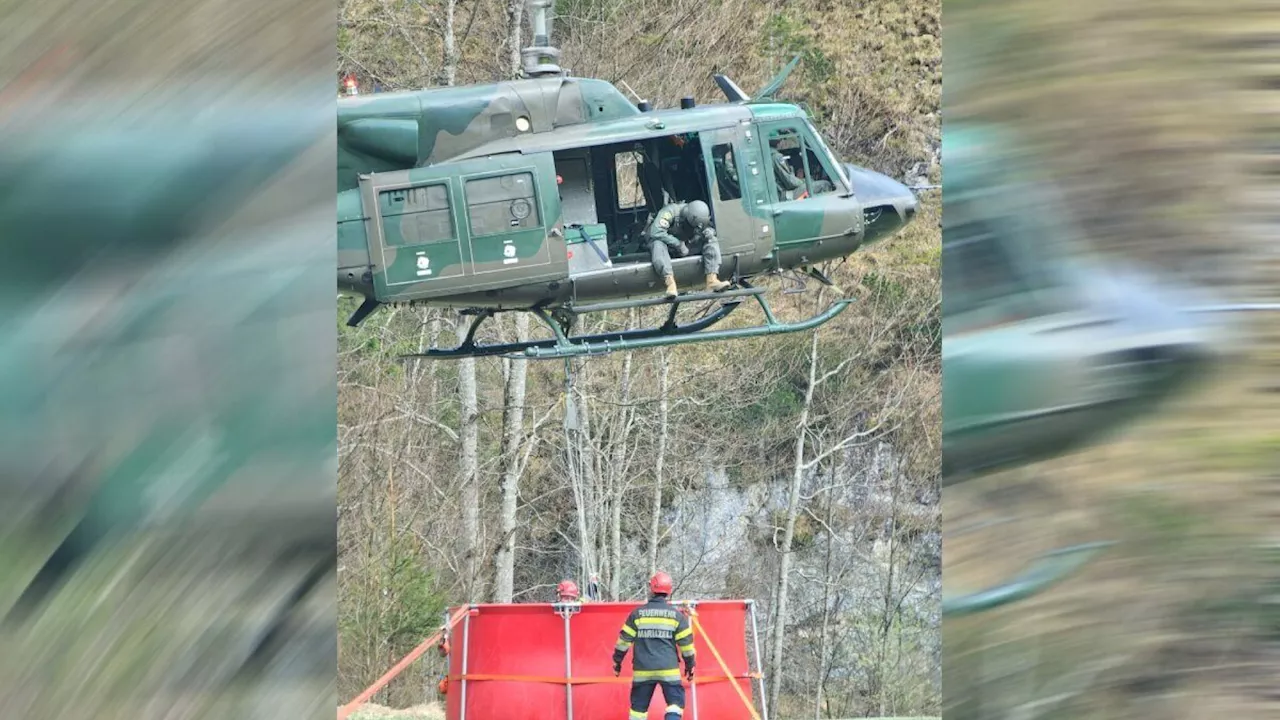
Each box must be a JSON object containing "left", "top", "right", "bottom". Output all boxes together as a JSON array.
[{"left": 338, "top": 76, "right": 640, "bottom": 191}]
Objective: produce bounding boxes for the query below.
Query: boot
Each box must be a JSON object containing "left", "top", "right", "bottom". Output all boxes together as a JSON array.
[
  {"left": 704, "top": 273, "right": 731, "bottom": 292},
  {"left": 663, "top": 274, "right": 679, "bottom": 298}
]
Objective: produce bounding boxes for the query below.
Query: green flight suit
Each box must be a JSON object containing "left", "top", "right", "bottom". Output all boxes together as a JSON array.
[{"left": 644, "top": 203, "right": 722, "bottom": 278}]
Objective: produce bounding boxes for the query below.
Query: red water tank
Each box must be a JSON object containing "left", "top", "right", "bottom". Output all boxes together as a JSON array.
[{"left": 444, "top": 600, "right": 760, "bottom": 720}]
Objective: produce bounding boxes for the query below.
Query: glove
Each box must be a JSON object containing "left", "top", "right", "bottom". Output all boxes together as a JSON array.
[
  {"left": 700, "top": 227, "right": 717, "bottom": 242},
  {"left": 613, "top": 659, "right": 622, "bottom": 677},
  {"left": 685, "top": 663, "right": 694, "bottom": 681},
  {"left": 673, "top": 242, "right": 689, "bottom": 258}
]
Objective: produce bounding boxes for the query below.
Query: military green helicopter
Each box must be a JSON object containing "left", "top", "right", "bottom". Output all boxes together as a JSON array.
[
  {"left": 941, "top": 122, "right": 1279, "bottom": 616},
  {"left": 337, "top": 0, "right": 922, "bottom": 359},
  {"left": 0, "top": 98, "right": 336, "bottom": 691}
]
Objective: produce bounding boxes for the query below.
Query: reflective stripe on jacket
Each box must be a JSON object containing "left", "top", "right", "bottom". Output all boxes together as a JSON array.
[{"left": 612, "top": 596, "right": 695, "bottom": 675}]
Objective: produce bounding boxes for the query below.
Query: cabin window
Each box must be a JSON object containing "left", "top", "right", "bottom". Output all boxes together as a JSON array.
[
  {"left": 711, "top": 143, "right": 742, "bottom": 201},
  {"left": 767, "top": 125, "right": 842, "bottom": 201},
  {"left": 614, "top": 151, "right": 646, "bottom": 210},
  {"left": 942, "top": 219, "right": 1028, "bottom": 316},
  {"left": 379, "top": 183, "right": 455, "bottom": 247},
  {"left": 465, "top": 171, "right": 540, "bottom": 237}
]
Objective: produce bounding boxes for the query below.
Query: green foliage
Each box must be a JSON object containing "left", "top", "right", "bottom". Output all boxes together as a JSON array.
[{"left": 340, "top": 534, "right": 447, "bottom": 659}]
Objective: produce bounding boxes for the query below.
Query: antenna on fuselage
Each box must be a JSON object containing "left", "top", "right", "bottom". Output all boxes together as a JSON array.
[{"left": 522, "top": 0, "right": 564, "bottom": 77}]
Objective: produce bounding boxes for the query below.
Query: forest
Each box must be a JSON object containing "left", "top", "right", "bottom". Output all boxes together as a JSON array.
[{"left": 336, "top": 0, "right": 941, "bottom": 717}]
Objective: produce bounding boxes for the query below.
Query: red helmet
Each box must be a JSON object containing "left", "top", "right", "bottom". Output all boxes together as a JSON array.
[
  {"left": 556, "top": 579, "right": 580, "bottom": 600},
  {"left": 649, "top": 571, "right": 673, "bottom": 596}
]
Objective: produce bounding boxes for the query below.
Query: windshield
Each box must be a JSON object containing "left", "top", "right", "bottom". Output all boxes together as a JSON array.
[
  {"left": 943, "top": 181, "right": 1088, "bottom": 319},
  {"left": 804, "top": 119, "right": 852, "bottom": 191}
]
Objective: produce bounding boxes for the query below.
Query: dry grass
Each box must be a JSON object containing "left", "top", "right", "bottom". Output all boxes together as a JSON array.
[{"left": 349, "top": 702, "right": 447, "bottom": 719}]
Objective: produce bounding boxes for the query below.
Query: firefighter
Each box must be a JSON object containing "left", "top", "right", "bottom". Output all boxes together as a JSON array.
[
  {"left": 612, "top": 571, "right": 695, "bottom": 720},
  {"left": 556, "top": 579, "right": 582, "bottom": 604}
]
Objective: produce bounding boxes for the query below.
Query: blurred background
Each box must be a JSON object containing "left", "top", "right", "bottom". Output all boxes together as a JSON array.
[
  {"left": 943, "top": 0, "right": 1280, "bottom": 718},
  {"left": 0, "top": 0, "right": 336, "bottom": 718}
]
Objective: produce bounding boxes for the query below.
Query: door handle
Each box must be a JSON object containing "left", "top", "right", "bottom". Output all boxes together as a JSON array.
[{"left": 772, "top": 208, "right": 783, "bottom": 217}]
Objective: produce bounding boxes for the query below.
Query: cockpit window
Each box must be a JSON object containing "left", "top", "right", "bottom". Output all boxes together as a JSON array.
[
  {"left": 803, "top": 119, "right": 852, "bottom": 191},
  {"left": 766, "top": 124, "right": 843, "bottom": 201}
]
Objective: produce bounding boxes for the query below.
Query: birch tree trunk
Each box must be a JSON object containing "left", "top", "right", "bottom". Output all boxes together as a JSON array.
[
  {"left": 608, "top": 346, "right": 634, "bottom": 599},
  {"left": 505, "top": 0, "right": 524, "bottom": 79},
  {"left": 769, "top": 331, "right": 820, "bottom": 713},
  {"left": 579, "top": 365, "right": 600, "bottom": 578},
  {"left": 456, "top": 314, "right": 480, "bottom": 601},
  {"left": 493, "top": 313, "right": 530, "bottom": 603},
  {"left": 441, "top": 0, "right": 457, "bottom": 86},
  {"left": 814, "top": 471, "right": 835, "bottom": 720},
  {"left": 428, "top": 312, "right": 442, "bottom": 405},
  {"left": 648, "top": 349, "right": 671, "bottom": 575}
]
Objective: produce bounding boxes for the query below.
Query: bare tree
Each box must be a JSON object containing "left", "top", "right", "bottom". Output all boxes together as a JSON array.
[
  {"left": 505, "top": 0, "right": 523, "bottom": 79},
  {"left": 440, "top": 0, "right": 458, "bottom": 86},
  {"left": 456, "top": 315, "right": 480, "bottom": 600}
]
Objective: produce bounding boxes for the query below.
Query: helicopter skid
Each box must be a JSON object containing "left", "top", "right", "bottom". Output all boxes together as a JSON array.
[
  {"left": 403, "top": 286, "right": 854, "bottom": 360},
  {"left": 942, "top": 540, "right": 1114, "bottom": 617}
]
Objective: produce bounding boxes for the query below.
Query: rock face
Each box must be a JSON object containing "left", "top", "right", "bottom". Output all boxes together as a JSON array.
[{"left": 655, "top": 440, "right": 941, "bottom": 700}]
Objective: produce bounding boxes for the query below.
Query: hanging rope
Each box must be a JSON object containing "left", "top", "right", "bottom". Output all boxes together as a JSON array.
[
  {"left": 690, "top": 609, "right": 763, "bottom": 720},
  {"left": 562, "top": 356, "right": 598, "bottom": 588},
  {"left": 337, "top": 607, "right": 469, "bottom": 720}
]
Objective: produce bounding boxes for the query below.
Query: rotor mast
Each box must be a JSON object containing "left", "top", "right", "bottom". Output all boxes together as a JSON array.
[{"left": 521, "top": 0, "right": 564, "bottom": 77}]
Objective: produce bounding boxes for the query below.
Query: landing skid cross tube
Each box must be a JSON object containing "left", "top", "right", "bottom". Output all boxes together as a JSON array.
[
  {"left": 942, "top": 540, "right": 1115, "bottom": 617},
  {"left": 401, "top": 285, "right": 855, "bottom": 361}
]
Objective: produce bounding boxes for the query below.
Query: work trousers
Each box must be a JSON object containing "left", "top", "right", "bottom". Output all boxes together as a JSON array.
[
  {"left": 628, "top": 679, "right": 685, "bottom": 720},
  {"left": 649, "top": 236, "right": 721, "bottom": 278}
]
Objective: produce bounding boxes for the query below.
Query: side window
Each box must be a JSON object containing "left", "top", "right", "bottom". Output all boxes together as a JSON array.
[
  {"left": 942, "top": 218, "right": 1027, "bottom": 317},
  {"left": 379, "top": 183, "right": 455, "bottom": 247},
  {"left": 711, "top": 143, "right": 742, "bottom": 201},
  {"left": 614, "top": 151, "right": 645, "bottom": 210},
  {"left": 465, "top": 172, "right": 540, "bottom": 236}
]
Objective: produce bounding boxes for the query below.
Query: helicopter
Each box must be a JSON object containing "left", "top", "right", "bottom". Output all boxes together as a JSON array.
[
  {"left": 940, "top": 122, "right": 1279, "bottom": 616},
  {"left": 0, "top": 98, "right": 337, "bottom": 694},
  {"left": 336, "top": 0, "right": 923, "bottom": 360}
]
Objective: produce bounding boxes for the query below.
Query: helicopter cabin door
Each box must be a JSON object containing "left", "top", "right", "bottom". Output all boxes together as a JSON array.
[
  {"left": 361, "top": 153, "right": 566, "bottom": 302},
  {"left": 703, "top": 126, "right": 767, "bottom": 261}
]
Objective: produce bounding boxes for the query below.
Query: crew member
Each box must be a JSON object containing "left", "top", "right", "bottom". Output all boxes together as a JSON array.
[
  {"left": 644, "top": 200, "right": 731, "bottom": 297},
  {"left": 611, "top": 571, "right": 696, "bottom": 720},
  {"left": 720, "top": 145, "right": 803, "bottom": 199},
  {"left": 796, "top": 164, "right": 835, "bottom": 195},
  {"left": 556, "top": 579, "right": 582, "bottom": 604},
  {"left": 771, "top": 147, "right": 805, "bottom": 199}
]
